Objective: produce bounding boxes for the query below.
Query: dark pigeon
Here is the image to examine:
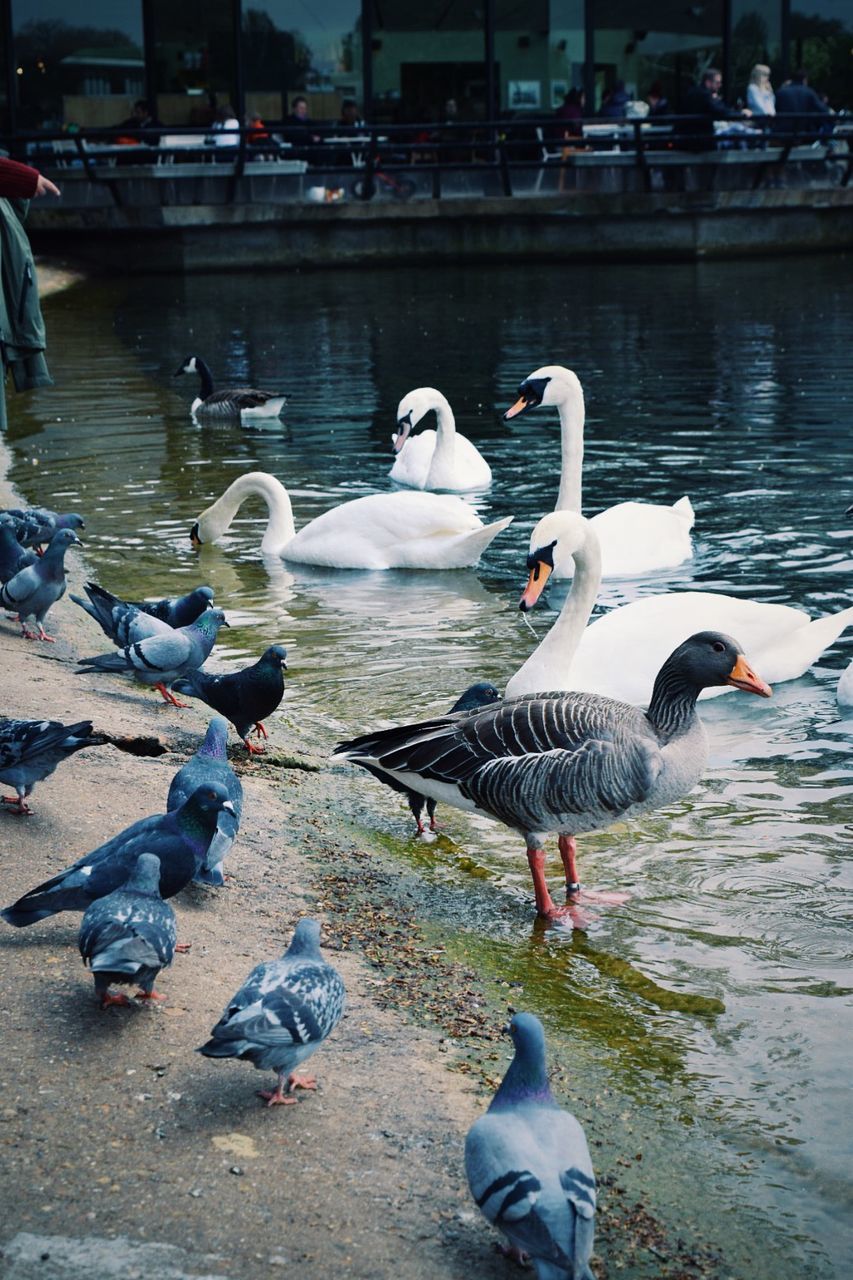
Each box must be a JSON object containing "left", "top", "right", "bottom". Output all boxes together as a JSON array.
[
  {"left": 0, "top": 514, "right": 36, "bottom": 583},
  {"left": 167, "top": 717, "right": 243, "bottom": 886},
  {"left": 0, "top": 527, "right": 82, "bottom": 641},
  {"left": 134, "top": 585, "right": 215, "bottom": 629},
  {"left": 465, "top": 1013, "right": 597, "bottom": 1280},
  {"left": 197, "top": 918, "right": 345, "bottom": 1107},
  {"left": 173, "top": 644, "right": 287, "bottom": 752},
  {"left": 78, "top": 853, "right": 177, "bottom": 1008},
  {"left": 356, "top": 680, "right": 500, "bottom": 835},
  {"left": 0, "top": 716, "right": 105, "bottom": 815},
  {"left": 1, "top": 781, "right": 235, "bottom": 927},
  {"left": 76, "top": 608, "right": 229, "bottom": 705}
]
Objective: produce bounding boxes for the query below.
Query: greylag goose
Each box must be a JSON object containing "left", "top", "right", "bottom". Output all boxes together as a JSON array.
[
  {"left": 174, "top": 355, "right": 286, "bottom": 421},
  {"left": 334, "top": 632, "right": 771, "bottom": 921}
]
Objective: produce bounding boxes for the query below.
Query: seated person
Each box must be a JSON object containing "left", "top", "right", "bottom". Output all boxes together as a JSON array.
[
  {"left": 114, "top": 99, "right": 162, "bottom": 145},
  {"left": 680, "top": 68, "right": 750, "bottom": 150},
  {"left": 646, "top": 81, "right": 670, "bottom": 118},
  {"left": 337, "top": 100, "right": 365, "bottom": 133},
  {"left": 283, "top": 95, "right": 322, "bottom": 160},
  {"left": 774, "top": 70, "right": 832, "bottom": 142},
  {"left": 552, "top": 88, "right": 584, "bottom": 142},
  {"left": 211, "top": 104, "right": 240, "bottom": 147},
  {"left": 599, "top": 81, "right": 631, "bottom": 119}
]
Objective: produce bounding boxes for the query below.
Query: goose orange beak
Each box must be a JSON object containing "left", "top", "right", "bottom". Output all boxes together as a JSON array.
[
  {"left": 726, "top": 654, "right": 772, "bottom": 697},
  {"left": 520, "top": 561, "right": 552, "bottom": 611},
  {"left": 505, "top": 395, "right": 532, "bottom": 420}
]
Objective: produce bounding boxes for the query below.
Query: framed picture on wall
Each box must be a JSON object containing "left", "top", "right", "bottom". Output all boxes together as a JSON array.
[
  {"left": 551, "top": 80, "right": 569, "bottom": 108},
  {"left": 508, "top": 80, "right": 541, "bottom": 109}
]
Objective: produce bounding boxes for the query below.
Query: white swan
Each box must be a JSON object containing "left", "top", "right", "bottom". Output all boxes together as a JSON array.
[
  {"left": 190, "top": 472, "right": 513, "bottom": 571},
  {"left": 390, "top": 387, "right": 492, "bottom": 491},
  {"left": 837, "top": 663, "right": 853, "bottom": 708},
  {"left": 504, "top": 365, "right": 694, "bottom": 578},
  {"left": 505, "top": 509, "right": 853, "bottom": 703}
]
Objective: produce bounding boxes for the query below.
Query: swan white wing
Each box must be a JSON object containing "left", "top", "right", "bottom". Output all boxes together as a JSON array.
[
  {"left": 425, "top": 433, "right": 492, "bottom": 491},
  {"left": 568, "top": 592, "right": 847, "bottom": 704},
  {"left": 553, "top": 498, "right": 694, "bottom": 579},
  {"left": 284, "top": 491, "right": 509, "bottom": 570},
  {"left": 389, "top": 429, "right": 438, "bottom": 488}
]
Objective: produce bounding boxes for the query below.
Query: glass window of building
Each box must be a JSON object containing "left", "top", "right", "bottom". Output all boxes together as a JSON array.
[
  {"left": 789, "top": 1, "right": 852, "bottom": 110},
  {"left": 243, "top": 1, "right": 362, "bottom": 124},
  {"left": 150, "top": 0, "right": 235, "bottom": 129},
  {"left": 495, "top": 1, "right": 584, "bottom": 116},
  {"left": 13, "top": 0, "right": 144, "bottom": 131},
  {"left": 368, "top": 0, "right": 486, "bottom": 124},
  {"left": 592, "top": 1, "right": 724, "bottom": 114}
]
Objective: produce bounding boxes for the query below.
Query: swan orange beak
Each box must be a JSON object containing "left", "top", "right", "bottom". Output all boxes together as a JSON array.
[
  {"left": 505, "top": 395, "right": 533, "bottom": 420},
  {"left": 520, "top": 560, "right": 552, "bottom": 611},
  {"left": 726, "top": 654, "right": 772, "bottom": 697}
]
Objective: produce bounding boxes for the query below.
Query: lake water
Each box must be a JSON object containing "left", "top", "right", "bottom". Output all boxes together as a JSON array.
[{"left": 6, "top": 255, "right": 853, "bottom": 1277}]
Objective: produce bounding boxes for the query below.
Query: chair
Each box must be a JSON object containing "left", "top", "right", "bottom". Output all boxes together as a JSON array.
[{"left": 533, "top": 126, "right": 566, "bottom": 193}]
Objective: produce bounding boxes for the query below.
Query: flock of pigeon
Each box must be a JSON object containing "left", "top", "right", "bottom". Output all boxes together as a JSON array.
[
  {"left": 2, "top": 355, "right": 847, "bottom": 1277},
  {"left": 0, "top": 499, "right": 601, "bottom": 1276}
]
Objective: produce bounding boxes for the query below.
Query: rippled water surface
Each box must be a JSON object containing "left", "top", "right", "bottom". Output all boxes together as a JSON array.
[{"left": 6, "top": 255, "right": 853, "bottom": 1275}]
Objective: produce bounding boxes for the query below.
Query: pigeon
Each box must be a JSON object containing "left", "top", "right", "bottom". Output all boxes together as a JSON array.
[
  {"left": 133, "top": 585, "right": 215, "bottom": 629},
  {"left": 1, "top": 507, "right": 85, "bottom": 549},
  {"left": 71, "top": 580, "right": 175, "bottom": 647},
  {"left": 1, "top": 781, "right": 235, "bottom": 927},
  {"left": 353, "top": 680, "right": 501, "bottom": 835},
  {"left": 76, "top": 608, "right": 229, "bottom": 705},
  {"left": 0, "top": 717, "right": 105, "bottom": 815},
  {"left": 0, "top": 527, "right": 82, "bottom": 641},
  {"left": 78, "top": 853, "right": 177, "bottom": 1008},
  {"left": 167, "top": 717, "right": 243, "bottom": 886},
  {"left": 0, "top": 514, "right": 36, "bottom": 583},
  {"left": 197, "top": 917, "right": 345, "bottom": 1107},
  {"left": 172, "top": 644, "right": 287, "bottom": 752},
  {"left": 465, "top": 1013, "right": 596, "bottom": 1280}
]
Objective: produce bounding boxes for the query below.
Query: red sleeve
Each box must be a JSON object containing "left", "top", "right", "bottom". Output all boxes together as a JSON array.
[{"left": 0, "top": 157, "right": 40, "bottom": 199}]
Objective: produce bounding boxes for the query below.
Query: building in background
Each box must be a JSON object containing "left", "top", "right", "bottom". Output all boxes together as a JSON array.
[{"left": 2, "top": 1, "right": 849, "bottom": 135}]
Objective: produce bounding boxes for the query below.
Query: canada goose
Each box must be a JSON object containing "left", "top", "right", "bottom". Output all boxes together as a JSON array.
[{"left": 174, "top": 355, "right": 286, "bottom": 421}]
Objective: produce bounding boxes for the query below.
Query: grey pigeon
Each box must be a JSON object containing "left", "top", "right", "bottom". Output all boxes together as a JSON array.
[
  {"left": 0, "top": 527, "right": 82, "bottom": 641},
  {"left": 465, "top": 1013, "right": 596, "bottom": 1280},
  {"left": 1, "top": 781, "right": 235, "bottom": 927},
  {"left": 197, "top": 918, "right": 345, "bottom": 1107},
  {"left": 133, "top": 585, "right": 215, "bottom": 629},
  {"left": 1, "top": 507, "right": 85, "bottom": 549},
  {"left": 76, "top": 608, "right": 229, "bottom": 705},
  {"left": 167, "top": 717, "right": 243, "bottom": 886},
  {"left": 173, "top": 645, "right": 287, "bottom": 752},
  {"left": 0, "top": 716, "right": 105, "bottom": 815},
  {"left": 353, "top": 680, "right": 501, "bottom": 835},
  {"left": 78, "top": 853, "right": 177, "bottom": 1008},
  {"left": 0, "top": 514, "right": 36, "bottom": 583},
  {"left": 71, "top": 580, "right": 175, "bottom": 647}
]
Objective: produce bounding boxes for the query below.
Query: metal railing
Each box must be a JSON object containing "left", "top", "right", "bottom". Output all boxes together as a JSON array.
[{"left": 6, "top": 113, "right": 850, "bottom": 207}]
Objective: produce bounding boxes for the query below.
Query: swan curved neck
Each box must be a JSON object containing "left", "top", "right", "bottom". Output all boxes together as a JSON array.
[
  {"left": 512, "top": 529, "right": 601, "bottom": 691},
  {"left": 201, "top": 472, "right": 296, "bottom": 554},
  {"left": 428, "top": 393, "right": 456, "bottom": 465},
  {"left": 554, "top": 379, "right": 585, "bottom": 513}
]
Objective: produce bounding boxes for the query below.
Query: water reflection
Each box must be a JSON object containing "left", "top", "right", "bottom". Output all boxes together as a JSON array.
[{"left": 7, "top": 255, "right": 853, "bottom": 1275}]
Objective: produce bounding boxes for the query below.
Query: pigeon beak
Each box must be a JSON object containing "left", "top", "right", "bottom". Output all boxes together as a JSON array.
[
  {"left": 190, "top": 522, "right": 202, "bottom": 548},
  {"left": 222, "top": 800, "right": 236, "bottom": 814},
  {"left": 221, "top": 619, "right": 230, "bottom": 627},
  {"left": 726, "top": 654, "right": 772, "bottom": 698},
  {"left": 519, "top": 560, "right": 551, "bottom": 612}
]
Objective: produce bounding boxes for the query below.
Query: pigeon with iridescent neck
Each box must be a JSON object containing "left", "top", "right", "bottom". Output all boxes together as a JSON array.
[
  {"left": 76, "top": 608, "right": 229, "bottom": 706},
  {"left": 465, "top": 1012, "right": 596, "bottom": 1279},
  {"left": 167, "top": 717, "right": 243, "bottom": 885},
  {"left": 78, "top": 853, "right": 177, "bottom": 1008},
  {"left": 1, "top": 782, "right": 235, "bottom": 927},
  {"left": 0, "top": 527, "right": 81, "bottom": 641},
  {"left": 197, "top": 918, "right": 345, "bottom": 1107}
]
